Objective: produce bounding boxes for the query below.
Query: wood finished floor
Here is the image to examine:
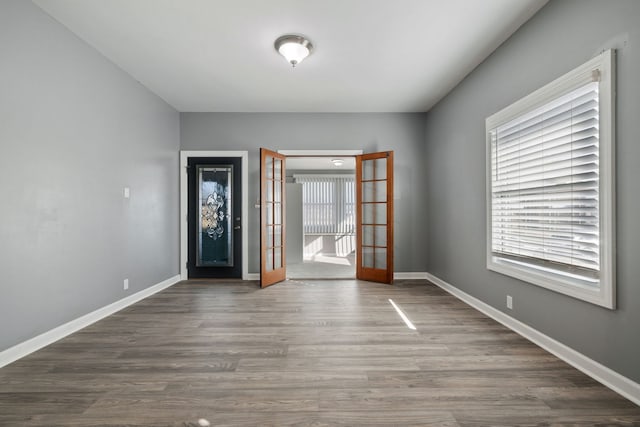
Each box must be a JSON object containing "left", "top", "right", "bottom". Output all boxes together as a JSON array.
[{"left": 1, "top": 279, "right": 639, "bottom": 426}]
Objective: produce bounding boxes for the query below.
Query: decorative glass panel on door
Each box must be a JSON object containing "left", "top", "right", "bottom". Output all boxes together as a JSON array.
[{"left": 197, "top": 165, "right": 233, "bottom": 266}]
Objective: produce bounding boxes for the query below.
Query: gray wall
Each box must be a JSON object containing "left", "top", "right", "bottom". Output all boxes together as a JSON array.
[
  {"left": 180, "top": 113, "right": 428, "bottom": 274},
  {"left": 425, "top": 0, "right": 640, "bottom": 382},
  {"left": 0, "top": 1, "right": 180, "bottom": 351}
]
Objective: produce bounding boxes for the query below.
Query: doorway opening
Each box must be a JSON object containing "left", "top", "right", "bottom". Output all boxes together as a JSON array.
[
  {"left": 285, "top": 156, "right": 357, "bottom": 279},
  {"left": 262, "top": 148, "right": 394, "bottom": 287}
]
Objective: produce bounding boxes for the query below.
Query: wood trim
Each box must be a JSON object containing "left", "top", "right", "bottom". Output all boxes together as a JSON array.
[
  {"left": 356, "top": 154, "right": 363, "bottom": 280},
  {"left": 260, "top": 148, "right": 287, "bottom": 288},
  {"left": 387, "top": 151, "right": 394, "bottom": 282}
]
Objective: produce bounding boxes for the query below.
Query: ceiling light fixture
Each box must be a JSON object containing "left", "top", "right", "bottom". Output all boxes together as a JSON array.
[
  {"left": 274, "top": 34, "right": 313, "bottom": 67},
  {"left": 331, "top": 159, "right": 344, "bottom": 167}
]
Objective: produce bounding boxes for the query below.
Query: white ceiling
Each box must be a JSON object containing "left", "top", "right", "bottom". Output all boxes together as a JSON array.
[{"left": 33, "top": 0, "right": 547, "bottom": 113}]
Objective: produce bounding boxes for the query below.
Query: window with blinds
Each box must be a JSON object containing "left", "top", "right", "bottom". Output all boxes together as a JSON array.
[
  {"left": 294, "top": 175, "right": 355, "bottom": 234},
  {"left": 486, "top": 50, "right": 615, "bottom": 309},
  {"left": 490, "top": 82, "right": 600, "bottom": 280}
]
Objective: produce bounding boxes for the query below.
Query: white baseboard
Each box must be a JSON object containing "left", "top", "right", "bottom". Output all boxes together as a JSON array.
[
  {"left": 247, "top": 273, "right": 260, "bottom": 281},
  {"left": 425, "top": 272, "right": 640, "bottom": 407},
  {"left": 0, "top": 274, "right": 181, "bottom": 369},
  {"left": 394, "top": 272, "right": 429, "bottom": 280}
]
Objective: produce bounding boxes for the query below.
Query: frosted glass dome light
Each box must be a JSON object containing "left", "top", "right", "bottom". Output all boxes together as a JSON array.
[{"left": 275, "top": 35, "right": 313, "bottom": 67}]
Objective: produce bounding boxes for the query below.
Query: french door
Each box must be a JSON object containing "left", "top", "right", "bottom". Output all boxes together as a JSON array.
[
  {"left": 356, "top": 151, "right": 394, "bottom": 284},
  {"left": 259, "top": 149, "right": 394, "bottom": 286},
  {"left": 260, "top": 148, "right": 287, "bottom": 287}
]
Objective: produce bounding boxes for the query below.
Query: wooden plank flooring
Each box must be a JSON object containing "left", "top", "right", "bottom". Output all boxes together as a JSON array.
[{"left": 1, "top": 279, "right": 638, "bottom": 426}]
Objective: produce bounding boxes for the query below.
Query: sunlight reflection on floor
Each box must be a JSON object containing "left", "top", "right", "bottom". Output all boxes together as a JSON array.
[{"left": 289, "top": 253, "right": 356, "bottom": 279}]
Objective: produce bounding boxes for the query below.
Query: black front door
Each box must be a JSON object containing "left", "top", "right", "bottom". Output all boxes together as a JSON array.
[{"left": 187, "top": 157, "right": 242, "bottom": 278}]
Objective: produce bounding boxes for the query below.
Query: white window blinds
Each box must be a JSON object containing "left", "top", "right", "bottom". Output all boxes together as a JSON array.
[
  {"left": 490, "top": 81, "right": 600, "bottom": 279},
  {"left": 295, "top": 175, "right": 355, "bottom": 234}
]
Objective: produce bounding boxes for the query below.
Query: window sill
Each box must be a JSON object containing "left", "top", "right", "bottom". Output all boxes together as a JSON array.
[{"left": 487, "top": 256, "right": 614, "bottom": 309}]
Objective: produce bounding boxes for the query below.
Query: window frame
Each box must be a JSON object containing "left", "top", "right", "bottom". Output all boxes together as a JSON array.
[{"left": 485, "top": 50, "right": 616, "bottom": 309}]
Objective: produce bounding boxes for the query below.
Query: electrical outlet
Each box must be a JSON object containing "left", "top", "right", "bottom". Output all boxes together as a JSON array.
[
  {"left": 506, "top": 295, "right": 513, "bottom": 310},
  {"left": 124, "top": 279, "right": 129, "bottom": 290},
  {"left": 124, "top": 187, "right": 130, "bottom": 198}
]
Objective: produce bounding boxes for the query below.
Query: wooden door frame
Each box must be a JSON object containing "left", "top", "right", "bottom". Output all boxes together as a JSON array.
[{"left": 180, "top": 150, "right": 249, "bottom": 280}]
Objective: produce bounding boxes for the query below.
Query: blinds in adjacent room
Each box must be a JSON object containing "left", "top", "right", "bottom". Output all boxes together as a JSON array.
[
  {"left": 489, "top": 81, "right": 600, "bottom": 278},
  {"left": 294, "top": 175, "right": 355, "bottom": 234}
]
